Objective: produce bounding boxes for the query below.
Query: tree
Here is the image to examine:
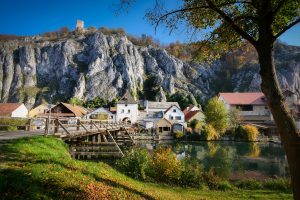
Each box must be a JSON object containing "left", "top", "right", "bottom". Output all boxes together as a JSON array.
[
  {"left": 118, "top": 0, "right": 300, "bottom": 197},
  {"left": 204, "top": 97, "right": 229, "bottom": 133},
  {"left": 68, "top": 97, "right": 84, "bottom": 106},
  {"left": 166, "top": 92, "right": 196, "bottom": 109}
]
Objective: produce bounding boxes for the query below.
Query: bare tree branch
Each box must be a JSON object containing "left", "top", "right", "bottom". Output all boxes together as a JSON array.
[{"left": 205, "top": 0, "right": 258, "bottom": 47}]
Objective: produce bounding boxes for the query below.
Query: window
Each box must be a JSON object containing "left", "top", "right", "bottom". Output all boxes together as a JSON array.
[
  {"left": 159, "top": 127, "right": 163, "bottom": 133},
  {"left": 173, "top": 109, "right": 176, "bottom": 112},
  {"left": 169, "top": 116, "right": 174, "bottom": 120},
  {"left": 121, "top": 109, "right": 124, "bottom": 113},
  {"left": 163, "top": 127, "right": 170, "bottom": 131},
  {"left": 128, "top": 109, "right": 130, "bottom": 113},
  {"left": 236, "top": 105, "right": 253, "bottom": 111},
  {"left": 175, "top": 116, "right": 181, "bottom": 120}
]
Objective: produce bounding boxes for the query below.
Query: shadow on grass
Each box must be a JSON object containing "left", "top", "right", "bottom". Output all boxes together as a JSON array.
[{"left": 0, "top": 168, "right": 85, "bottom": 200}]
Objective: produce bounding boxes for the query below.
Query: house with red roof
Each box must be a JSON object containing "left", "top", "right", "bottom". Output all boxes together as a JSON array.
[
  {"left": 183, "top": 105, "right": 205, "bottom": 123},
  {"left": 0, "top": 103, "right": 28, "bottom": 118},
  {"left": 218, "top": 92, "right": 272, "bottom": 122}
]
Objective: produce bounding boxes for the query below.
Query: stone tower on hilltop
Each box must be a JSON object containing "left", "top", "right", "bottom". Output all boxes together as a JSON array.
[{"left": 76, "top": 19, "right": 84, "bottom": 31}]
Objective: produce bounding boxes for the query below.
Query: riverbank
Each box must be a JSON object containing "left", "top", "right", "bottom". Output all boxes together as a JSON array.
[{"left": 0, "top": 136, "right": 292, "bottom": 199}]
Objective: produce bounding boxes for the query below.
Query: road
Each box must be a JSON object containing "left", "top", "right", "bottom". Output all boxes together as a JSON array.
[{"left": 0, "top": 130, "right": 44, "bottom": 141}]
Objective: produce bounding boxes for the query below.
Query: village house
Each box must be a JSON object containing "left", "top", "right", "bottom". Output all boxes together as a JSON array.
[
  {"left": 86, "top": 107, "right": 115, "bottom": 121},
  {"left": 28, "top": 103, "right": 54, "bottom": 118},
  {"left": 0, "top": 103, "right": 28, "bottom": 118},
  {"left": 47, "top": 102, "right": 87, "bottom": 118},
  {"left": 218, "top": 92, "right": 272, "bottom": 122},
  {"left": 155, "top": 118, "right": 172, "bottom": 136},
  {"left": 183, "top": 105, "right": 205, "bottom": 123},
  {"left": 164, "top": 105, "right": 186, "bottom": 133},
  {"left": 116, "top": 91, "right": 138, "bottom": 123}
]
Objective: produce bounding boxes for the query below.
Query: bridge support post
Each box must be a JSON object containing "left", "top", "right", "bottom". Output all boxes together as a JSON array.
[{"left": 54, "top": 119, "right": 59, "bottom": 133}]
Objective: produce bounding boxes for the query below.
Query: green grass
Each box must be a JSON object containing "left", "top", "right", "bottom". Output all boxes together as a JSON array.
[{"left": 0, "top": 136, "right": 293, "bottom": 200}]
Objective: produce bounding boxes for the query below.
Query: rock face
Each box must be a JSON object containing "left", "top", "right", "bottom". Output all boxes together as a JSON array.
[{"left": 0, "top": 31, "right": 300, "bottom": 108}]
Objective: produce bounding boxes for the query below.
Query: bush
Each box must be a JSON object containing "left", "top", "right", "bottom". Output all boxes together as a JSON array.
[
  {"left": 174, "top": 131, "right": 184, "bottom": 139},
  {"left": 217, "top": 181, "right": 234, "bottom": 191},
  {"left": 116, "top": 148, "right": 151, "bottom": 180},
  {"left": 0, "top": 126, "right": 18, "bottom": 131},
  {"left": 201, "top": 124, "right": 220, "bottom": 140},
  {"left": 263, "top": 179, "right": 291, "bottom": 192},
  {"left": 150, "top": 147, "right": 183, "bottom": 183},
  {"left": 180, "top": 160, "right": 204, "bottom": 187},
  {"left": 0, "top": 118, "right": 28, "bottom": 126},
  {"left": 190, "top": 119, "right": 202, "bottom": 133},
  {"left": 235, "top": 179, "right": 263, "bottom": 190},
  {"left": 234, "top": 124, "right": 259, "bottom": 141},
  {"left": 202, "top": 170, "right": 222, "bottom": 189}
]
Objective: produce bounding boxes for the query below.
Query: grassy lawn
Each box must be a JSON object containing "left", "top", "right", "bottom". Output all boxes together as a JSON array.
[{"left": 0, "top": 136, "right": 293, "bottom": 200}]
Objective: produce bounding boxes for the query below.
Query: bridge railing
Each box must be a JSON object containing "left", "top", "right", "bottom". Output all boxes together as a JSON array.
[{"left": 45, "top": 118, "right": 130, "bottom": 136}]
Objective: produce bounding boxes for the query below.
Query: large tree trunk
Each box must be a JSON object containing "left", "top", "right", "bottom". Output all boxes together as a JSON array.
[{"left": 256, "top": 44, "right": 300, "bottom": 199}]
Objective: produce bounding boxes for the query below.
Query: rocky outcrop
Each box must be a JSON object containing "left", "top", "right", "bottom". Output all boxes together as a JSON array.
[{"left": 0, "top": 31, "right": 299, "bottom": 108}]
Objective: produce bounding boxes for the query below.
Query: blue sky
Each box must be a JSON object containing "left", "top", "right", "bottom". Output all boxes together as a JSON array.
[{"left": 0, "top": 0, "right": 299, "bottom": 45}]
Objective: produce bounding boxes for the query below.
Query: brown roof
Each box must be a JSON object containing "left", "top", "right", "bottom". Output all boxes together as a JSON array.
[
  {"left": 185, "top": 110, "right": 201, "bottom": 121},
  {"left": 61, "top": 103, "right": 87, "bottom": 117},
  {"left": 219, "top": 92, "right": 267, "bottom": 105},
  {"left": 0, "top": 103, "right": 23, "bottom": 117}
]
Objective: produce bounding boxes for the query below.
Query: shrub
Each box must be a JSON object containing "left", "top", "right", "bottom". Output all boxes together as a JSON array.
[
  {"left": 217, "top": 181, "right": 234, "bottom": 191},
  {"left": 234, "top": 124, "right": 259, "bottom": 141},
  {"left": 150, "top": 147, "right": 183, "bottom": 183},
  {"left": 243, "top": 125, "right": 259, "bottom": 141},
  {"left": 174, "top": 131, "right": 184, "bottom": 139},
  {"left": 0, "top": 118, "right": 28, "bottom": 126},
  {"left": 263, "top": 179, "right": 291, "bottom": 192},
  {"left": 116, "top": 148, "right": 151, "bottom": 180},
  {"left": 190, "top": 119, "right": 202, "bottom": 133},
  {"left": 180, "top": 159, "right": 204, "bottom": 187},
  {"left": 201, "top": 124, "right": 220, "bottom": 140},
  {"left": 235, "top": 179, "right": 263, "bottom": 190},
  {"left": 202, "top": 170, "right": 222, "bottom": 189},
  {"left": 0, "top": 126, "right": 18, "bottom": 131}
]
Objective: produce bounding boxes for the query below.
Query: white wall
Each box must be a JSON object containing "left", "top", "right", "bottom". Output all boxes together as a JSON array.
[
  {"left": 86, "top": 108, "right": 115, "bottom": 121},
  {"left": 116, "top": 103, "right": 138, "bottom": 123},
  {"left": 11, "top": 104, "right": 28, "bottom": 118},
  {"left": 164, "top": 106, "right": 185, "bottom": 123}
]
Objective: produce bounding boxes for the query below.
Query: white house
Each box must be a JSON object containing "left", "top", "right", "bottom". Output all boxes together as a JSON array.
[
  {"left": 218, "top": 92, "right": 272, "bottom": 121},
  {"left": 0, "top": 103, "right": 28, "bottom": 118},
  {"left": 164, "top": 105, "right": 185, "bottom": 123},
  {"left": 116, "top": 91, "right": 138, "bottom": 123},
  {"left": 86, "top": 107, "right": 115, "bottom": 121}
]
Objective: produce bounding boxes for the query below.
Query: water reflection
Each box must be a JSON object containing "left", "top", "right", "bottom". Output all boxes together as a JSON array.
[{"left": 135, "top": 141, "right": 289, "bottom": 180}]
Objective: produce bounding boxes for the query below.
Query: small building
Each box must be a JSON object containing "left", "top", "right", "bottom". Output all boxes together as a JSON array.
[
  {"left": 156, "top": 118, "right": 172, "bottom": 135},
  {"left": 185, "top": 110, "right": 205, "bottom": 123},
  {"left": 164, "top": 105, "right": 185, "bottom": 123},
  {"left": 218, "top": 92, "right": 272, "bottom": 122},
  {"left": 0, "top": 103, "right": 28, "bottom": 118},
  {"left": 86, "top": 107, "right": 115, "bottom": 121},
  {"left": 47, "top": 102, "right": 87, "bottom": 118},
  {"left": 116, "top": 91, "right": 138, "bottom": 123},
  {"left": 28, "top": 103, "right": 54, "bottom": 118}
]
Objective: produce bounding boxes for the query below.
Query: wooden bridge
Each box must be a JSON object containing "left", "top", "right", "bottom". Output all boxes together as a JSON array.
[{"left": 45, "top": 118, "right": 135, "bottom": 159}]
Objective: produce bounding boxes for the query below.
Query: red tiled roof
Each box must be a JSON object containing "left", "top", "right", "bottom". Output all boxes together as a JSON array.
[
  {"left": 185, "top": 110, "right": 201, "bottom": 121},
  {"left": 219, "top": 92, "right": 267, "bottom": 105},
  {"left": 0, "top": 103, "right": 23, "bottom": 117}
]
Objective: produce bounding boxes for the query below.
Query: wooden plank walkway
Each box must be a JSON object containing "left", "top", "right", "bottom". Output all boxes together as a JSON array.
[{"left": 45, "top": 118, "right": 134, "bottom": 159}]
